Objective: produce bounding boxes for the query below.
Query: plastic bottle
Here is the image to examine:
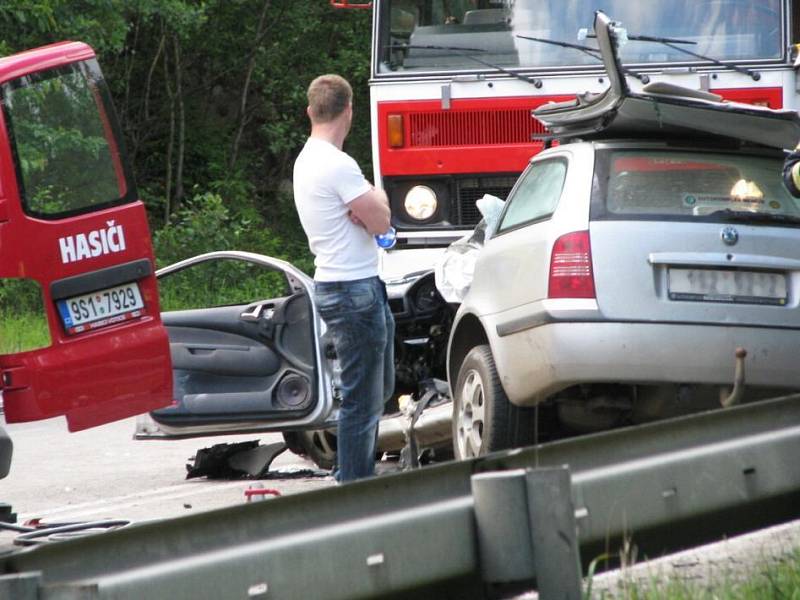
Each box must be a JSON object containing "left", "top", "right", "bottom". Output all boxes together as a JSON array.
[{"left": 375, "top": 226, "right": 397, "bottom": 249}]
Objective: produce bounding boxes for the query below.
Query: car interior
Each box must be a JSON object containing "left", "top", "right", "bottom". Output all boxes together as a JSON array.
[{"left": 150, "top": 290, "right": 317, "bottom": 427}]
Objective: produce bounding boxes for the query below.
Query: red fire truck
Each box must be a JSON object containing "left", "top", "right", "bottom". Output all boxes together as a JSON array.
[
  {"left": 337, "top": 0, "right": 800, "bottom": 279},
  {"left": 0, "top": 42, "right": 174, "bottom": 476}
]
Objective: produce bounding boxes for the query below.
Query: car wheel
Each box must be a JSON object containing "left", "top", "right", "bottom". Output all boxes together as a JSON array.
[
  {"left": 282, "top": 429, "right": 337, "bottom": 470},
  {"left": 281, "top": 431, "right": 308, "bottom": 455},
  {"left": 452, "top": 345, "right": 536, "bottom": 459}
]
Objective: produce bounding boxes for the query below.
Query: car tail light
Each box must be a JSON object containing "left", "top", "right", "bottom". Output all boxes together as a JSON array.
[
  {"left": 548, "top": 231, "right": 595, "bottom": 299},
  {"left": 387, "top": 114, "right": 404, "bottom": 148}
]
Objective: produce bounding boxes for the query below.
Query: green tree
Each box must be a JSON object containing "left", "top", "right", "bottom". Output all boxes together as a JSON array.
[{"left": 0, "top": 1, "right": 373, "bottom": 285}]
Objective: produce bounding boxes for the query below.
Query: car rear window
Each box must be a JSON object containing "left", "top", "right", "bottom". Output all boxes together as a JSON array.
[
  {"left": 594, "top": 150, "right": 800, "bottom": 222},
  {"left": 1, "top": 59, "right": 136, "bottom": 219}
]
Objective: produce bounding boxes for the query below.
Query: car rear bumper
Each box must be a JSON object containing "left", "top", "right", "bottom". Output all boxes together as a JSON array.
[{"left": 489, "top": 320, "right": 800, "bottom": 406}]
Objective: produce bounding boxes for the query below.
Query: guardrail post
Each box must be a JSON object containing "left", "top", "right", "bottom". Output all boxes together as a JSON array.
[
  {"left": 471, "top": 467, "right": 581, "bottom": 599},
  {"left": 526, "top": 468, "right": 582, "bottom": 599}
]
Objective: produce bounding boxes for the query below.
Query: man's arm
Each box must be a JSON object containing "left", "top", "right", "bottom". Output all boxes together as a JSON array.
[{"left": 348, "top": 187, "right": 391, "bottom": 235}]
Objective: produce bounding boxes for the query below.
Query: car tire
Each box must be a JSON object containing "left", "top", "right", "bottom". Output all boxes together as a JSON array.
[
  {"left": 452, "top": 345, "right": 536, "bottom": 459},
  {"left": 282, "top": 427, "right": 384, "bottom": 471},
  {"left": 283, "top": 429, "right": 337, "bottom": 470}
]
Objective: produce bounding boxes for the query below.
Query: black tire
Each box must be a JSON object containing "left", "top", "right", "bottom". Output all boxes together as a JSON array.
[
  {"left": 282, "top": 427, "right": 383, "bottom": 471},
  {"left": 452, "top": 345, "right": 536, "bottom": 459},
  {"left": 283, "top": 429, "right": 338, "bottom": 470},
  {"left": 281, "top": 431, "right": 308, "bottom": 456}
]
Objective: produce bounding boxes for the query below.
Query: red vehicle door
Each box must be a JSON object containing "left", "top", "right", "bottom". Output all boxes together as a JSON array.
[{"left": 0, "top": 42, "right": 172, "bottom": 431}]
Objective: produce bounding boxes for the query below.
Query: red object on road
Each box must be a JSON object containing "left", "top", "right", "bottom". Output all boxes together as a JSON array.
[{"left": 244, "top": 488, "right": 282, "bottom": 502}]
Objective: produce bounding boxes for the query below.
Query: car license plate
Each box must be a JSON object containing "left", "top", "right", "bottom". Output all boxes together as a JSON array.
[
  {"left": 57, "top": 282, "right": 145, "bottom": 334},
  {"left": 668, "top": 268, "right": 787, "bottom": 306}
]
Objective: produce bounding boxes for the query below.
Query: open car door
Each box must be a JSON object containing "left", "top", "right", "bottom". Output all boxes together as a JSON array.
[
  {"left": 0, "top": 42, "right": 172, "bottom": 431},
  {"left": 136, "top": 251, "right": 334, "bottom": 439}
]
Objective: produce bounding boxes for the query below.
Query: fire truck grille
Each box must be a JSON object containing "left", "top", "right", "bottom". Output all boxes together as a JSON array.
[
  {"left": 456, "top": 177, "right": 517, "bottom": 226},
  {"left": 409, "top": 108, "right": 546, "bottom": 147}
]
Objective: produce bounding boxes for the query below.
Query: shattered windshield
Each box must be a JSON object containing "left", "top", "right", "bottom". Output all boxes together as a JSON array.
[{"left": 377, "top": 0, "right": 783, "bottom": 74}]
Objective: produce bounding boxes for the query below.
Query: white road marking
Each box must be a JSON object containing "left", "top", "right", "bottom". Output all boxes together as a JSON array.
[
  {"left": 19, "top": 481, "right": 250, "bottom": 521},
  {"left": 18, "top": 462, "right": 321, "bottom": 521}
]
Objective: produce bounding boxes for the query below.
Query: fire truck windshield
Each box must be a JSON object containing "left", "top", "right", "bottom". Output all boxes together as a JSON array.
[{"left": 377, "top": 0, "right": 783, "bottom": 74}]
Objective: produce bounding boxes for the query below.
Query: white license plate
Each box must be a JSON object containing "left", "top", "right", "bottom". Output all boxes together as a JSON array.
[
  {"left": 668, "top": 268, "right": 787, "bottom": 306},
  {"left": 57, "top": 282, "right": 145, "bottom": 334}
]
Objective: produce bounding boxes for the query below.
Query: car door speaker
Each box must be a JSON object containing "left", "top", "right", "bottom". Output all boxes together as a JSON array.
[{"left": 275, "top": 373, "right": 310, "bottom": 408}]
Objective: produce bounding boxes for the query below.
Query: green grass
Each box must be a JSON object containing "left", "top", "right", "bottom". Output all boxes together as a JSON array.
[
  {"left": 0, "top": 312, "right": 51, "bottom": 353},
  {"left": 590, "top": 548, "right": 800, "bottom": 599},
  {"left": 157, "top": 263, "right": 291, "bottom": 312},
  {"left": 0, "top": 265, "right": 292, "bottom": 355}
]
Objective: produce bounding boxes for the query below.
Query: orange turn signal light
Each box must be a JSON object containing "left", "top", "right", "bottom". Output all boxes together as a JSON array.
[{"left": 387, "top": 114, "right": 404, "bottom": 148}]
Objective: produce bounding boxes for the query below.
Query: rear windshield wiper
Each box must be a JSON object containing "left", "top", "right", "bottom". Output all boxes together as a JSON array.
[
  {"left": 514, "top": 34, "right": 651, "bottom": 84},
  {"left": 387, "top": 44, "right": 543, "bottom": 88},
  {"left": 706, "top": 209, "right": 800, "bottom": 225}
]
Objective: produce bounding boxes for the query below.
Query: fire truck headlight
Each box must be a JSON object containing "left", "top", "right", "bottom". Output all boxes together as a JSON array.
[{"left": 404, "top": 185, "right": 438, "bottom": 221}]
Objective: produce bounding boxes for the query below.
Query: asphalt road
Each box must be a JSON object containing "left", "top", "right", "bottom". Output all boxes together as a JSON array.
[{"left": 0, "top": 413, "right": 337, "bottom": 546}]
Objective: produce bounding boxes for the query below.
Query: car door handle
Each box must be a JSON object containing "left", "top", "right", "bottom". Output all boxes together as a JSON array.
[
  {"left": 2, "top": 366, "right": 30, "bottom": 390},
  {"left": 185, "top": 344, "right": 250, "bottom": 355},
  {"left": 240, "top": 302, "right": 275, "bottom": 323},
  {"left": 240, "top": 305, "right": 262, "bottom": 322}
]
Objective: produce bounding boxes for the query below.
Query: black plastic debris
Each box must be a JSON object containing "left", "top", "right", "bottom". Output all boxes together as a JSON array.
[
  {"left": 0, "top": 503, "right": 17, "bottom": 524},
  {"left": 186, "top": 441, "right": 288, "bottom": 480}
]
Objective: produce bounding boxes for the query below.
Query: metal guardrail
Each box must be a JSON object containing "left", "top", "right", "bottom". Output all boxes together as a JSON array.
[{"left": 1, "top": 394, "right": 799, "bottom": 599}]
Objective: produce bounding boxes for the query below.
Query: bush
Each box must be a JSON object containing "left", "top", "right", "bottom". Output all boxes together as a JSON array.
[{"left": 153, "top": 186, "right": 314, "bottom": 311}]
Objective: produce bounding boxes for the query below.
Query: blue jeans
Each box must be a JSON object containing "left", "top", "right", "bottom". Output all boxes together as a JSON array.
[{"left": 314, "top": 276, "right": 395, "bottom": 482}]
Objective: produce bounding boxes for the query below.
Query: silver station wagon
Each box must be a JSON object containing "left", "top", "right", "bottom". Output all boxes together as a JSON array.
[
  {"left": 447, "top": 140, "right": 800, "bottom": 458},
  {"left": 446, "top": 11, "right": 800, "bottom": 459}
]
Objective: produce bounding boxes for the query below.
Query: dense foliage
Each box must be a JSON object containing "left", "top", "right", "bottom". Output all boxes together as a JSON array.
[{"left": 0, "top": 0, "right": 373, "bottom": 275}]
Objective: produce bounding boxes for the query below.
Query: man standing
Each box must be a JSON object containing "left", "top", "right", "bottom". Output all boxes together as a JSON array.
[{"left": 293, "top": 74, "right": 395, "bottom": 482}]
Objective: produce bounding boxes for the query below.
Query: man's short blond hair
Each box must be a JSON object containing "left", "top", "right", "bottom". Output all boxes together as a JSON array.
[{"left": 307, "top": 74, "right": 352, "bottom": 123}]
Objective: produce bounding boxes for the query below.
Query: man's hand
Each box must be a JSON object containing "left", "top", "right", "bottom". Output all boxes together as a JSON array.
[
  {"left": 348, "top": 210, "right": 365, "bottom": 228},
  {"left": 348, "top": 186, "right": 391, "bottom": 235}
]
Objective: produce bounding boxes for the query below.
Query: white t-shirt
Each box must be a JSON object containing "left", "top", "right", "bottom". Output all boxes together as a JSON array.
[{"left": 293, "top": 137, "right": 377, "bottom": 281}]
